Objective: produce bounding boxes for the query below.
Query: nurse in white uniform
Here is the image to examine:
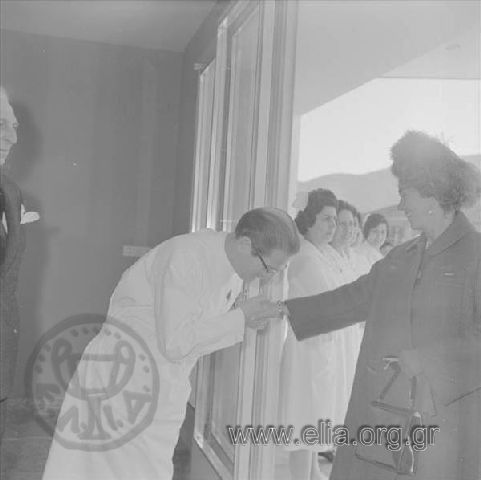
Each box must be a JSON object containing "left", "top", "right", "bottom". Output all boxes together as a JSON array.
[
  {"left": 42, "top": 207, "right": 299, "bottom": 480},
  {"left": 355, "top": 212, "right": 389, "bottom": 269},
  {"left": 329, "top": 201, "right": 366, "bottom": 430},
  {"left": 279, "top": 188, "right": 343, "bottom": 480}
]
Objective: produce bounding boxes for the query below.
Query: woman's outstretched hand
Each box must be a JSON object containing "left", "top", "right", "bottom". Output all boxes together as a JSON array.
[{"left": 238, "top": 296, "right": 286, "bottom": 330}]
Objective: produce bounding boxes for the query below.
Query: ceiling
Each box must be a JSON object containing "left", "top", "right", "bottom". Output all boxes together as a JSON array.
[
  {"left": 0, "top": 0, "right": 216, "bottom": 52},
  {"left": 294, "top": 0, "right": 480, "bottom": 114},
  {"left": 1, "top": 0, "right": 479, "bottom": 114},
  {"left": 383, "top": 27, "right": 480, "bottom": 80}
]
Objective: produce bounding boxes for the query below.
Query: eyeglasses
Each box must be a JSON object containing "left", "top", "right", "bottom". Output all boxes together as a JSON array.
[{"left": 252, "top": 247, "right": 284, "bottom": 275}]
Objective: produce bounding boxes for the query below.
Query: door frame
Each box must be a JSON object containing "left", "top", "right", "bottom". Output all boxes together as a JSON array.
[{"left": 189, "top": 1, "right": 299, "bottom": 478}]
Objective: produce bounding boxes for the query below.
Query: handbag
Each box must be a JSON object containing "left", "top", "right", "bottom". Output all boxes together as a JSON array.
[{"left": 354, "top": 356, "right": 422, "bottom": 476}]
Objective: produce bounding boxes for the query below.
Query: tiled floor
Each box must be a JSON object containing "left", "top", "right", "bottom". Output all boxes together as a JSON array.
[{"left": 1, "top": 399, "right": 332, "bottom": 479}]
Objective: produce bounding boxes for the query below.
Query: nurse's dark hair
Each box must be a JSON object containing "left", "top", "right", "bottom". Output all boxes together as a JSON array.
[
  {"left": 295, "top": 188, "right": 338, "bottom": 236},
  {"left": 391, "top": 130, "right": 481, "bottom": 211},
  {"left": 235, "top": 207, "right": 300, "bottom": 256},
  {"left": 363, "top": 213, "right": 388, "bottom": 240},
  {"left": 337, "top": 199, "right": 357, "bottom": 216}
]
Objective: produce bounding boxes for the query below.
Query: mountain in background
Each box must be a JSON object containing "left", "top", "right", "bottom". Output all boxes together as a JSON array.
[
  {"left": 298, "top": 168, "right": 397, "bottom": 213},
  {"left": 298, "top": 154, "right": 481, "bottom": 216}
]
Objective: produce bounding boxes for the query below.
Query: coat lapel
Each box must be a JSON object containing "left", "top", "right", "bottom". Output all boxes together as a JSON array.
[
  {"left": 0, "top": 174, "right": 22, "bottom": 273},
  {"left": 425, "top": 211, "right": 475, "bottom": 258},
  {"left": 403, "top": 235, "right": 426, "bottom": 287}
]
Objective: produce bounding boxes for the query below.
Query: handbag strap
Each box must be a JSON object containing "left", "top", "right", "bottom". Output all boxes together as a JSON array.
[
  {"left": 379, "top": 359, "right": 417, "bottom": 407},
  {"left": 379, "top": 361, "right": 401, "bottom": 400}
]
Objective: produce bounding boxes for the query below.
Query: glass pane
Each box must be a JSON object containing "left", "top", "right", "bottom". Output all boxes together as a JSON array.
[
  {"left": 208, "top": 5, "right": 261, "bottom": 467},
  {"left": 189, "top": 60, "right": 217, "bottom": 408},
  {"left": 276, "top": 2, "right": 480, "bottom": 479},
  {"left": 192, "top": 60, "right": 216, "bottom": 232},
  {"left": 210, "top": 345, "right": 242, "bottom": 462},
  {"left": 221, "top": 8, "right": 261, "bottom": 229}
]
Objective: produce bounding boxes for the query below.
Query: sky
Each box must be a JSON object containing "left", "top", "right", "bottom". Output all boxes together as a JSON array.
[{"left": 297, "top": 78, "right": 481, "bottom": 181}]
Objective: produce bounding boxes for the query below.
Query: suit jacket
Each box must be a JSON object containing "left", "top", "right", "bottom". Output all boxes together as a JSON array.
[
  {"left": 0, "top": 173, "right": 26, "bottom": 399},
  {"left": 286, "top": 212, "right": 481, "bottom": 480}
]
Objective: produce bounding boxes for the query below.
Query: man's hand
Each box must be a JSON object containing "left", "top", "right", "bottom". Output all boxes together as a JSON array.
[{"left": 238, "top": 296, "right": 284, "bottom": 330}]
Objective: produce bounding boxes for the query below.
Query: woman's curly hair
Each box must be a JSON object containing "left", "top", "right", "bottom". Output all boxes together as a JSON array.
[
  {"left": 391, "top": 131, "right": 481, "bottom": 211},
  {"left": 363, "top": 213, "right": 388, "bottom": 240},
  {"left": 295, "top": 188, "right": 338, "bottom": 236},
  {"left": 337, "top": 199, "right": 357, "bottom": 216}
]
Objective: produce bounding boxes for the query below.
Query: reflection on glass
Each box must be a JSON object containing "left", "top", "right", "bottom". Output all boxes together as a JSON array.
[{"left": 209, "top": 7, "right": 261, "bottom": 465}]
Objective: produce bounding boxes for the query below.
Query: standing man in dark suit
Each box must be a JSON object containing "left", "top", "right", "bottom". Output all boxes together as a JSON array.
[{"left": 0, "top": 86, "right": 26, "bottom": 441}]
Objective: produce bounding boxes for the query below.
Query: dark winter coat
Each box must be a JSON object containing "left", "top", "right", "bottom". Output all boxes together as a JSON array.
[
  {"left": 0, "top": 173, "right": 26, "bottom": 399},
  {"left": 286, "top": 212, "right": 481, "bottom": 480}
]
